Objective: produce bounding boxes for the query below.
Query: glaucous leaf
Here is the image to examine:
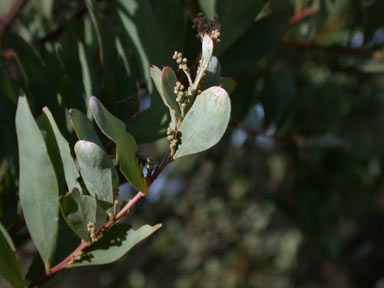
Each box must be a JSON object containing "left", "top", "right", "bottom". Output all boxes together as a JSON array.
[
  {"left": 60, "top": 188, "right": 97, "bottom": 242},
  {"left": 150, "top": 65, "right": 179, "bottom": 129},
  {"left": 201, "top": 56, "right": 221, "bottom": 90},
  {"left": 69, "top": 108, "right": 119, "bottom": 187},
  {"left": 72, "top": 223, "right": 161, "bottom": 267},
  {"left": 74, "top": 140, "right": 114, "bottom": 213},
  {"left": 89, "top": 97, "right": 146, "bottom": 193},
  {"left": 202, "top": 34, "right": 214, "bottom": 67},
  {"left": 174, "top": 86, "right": 231, "bottom": 159},
  {"left": 42, "top": 107, "right": 81, "bottom": 192},
  {"left": 0, "top": 223, "right": 24, "bottom": 288},
  {"left": 16, "top": 96, "right": 59, "bottom": 272}
]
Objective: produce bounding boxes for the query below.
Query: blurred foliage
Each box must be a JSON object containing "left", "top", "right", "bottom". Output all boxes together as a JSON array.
[{"left": 1, "top": 0, "right": 384, "bottom": 287}]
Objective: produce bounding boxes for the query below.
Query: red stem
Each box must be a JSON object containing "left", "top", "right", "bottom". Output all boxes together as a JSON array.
[{"left": 26, "top": 191, "right": 145, "bottom": 288}]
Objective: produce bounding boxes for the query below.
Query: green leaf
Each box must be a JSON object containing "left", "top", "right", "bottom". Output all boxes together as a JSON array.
[
  {"left": 216, "top": 0, "right": 265, "bottom": 55},
  {"left": 78, "top": 42, "right": 100, "bottom": 118},
  {"left": 0, "top": 223, "right": 24, "bottom": 288},
  {"left": 127, "top": 105, "right": 169, "bottom": 144},
  {"left": 150, "top": 65, "right": 179, "bottom": 129},
  {"left": 202, "top": 34, "right": 214, "bottom": 68},
  {"left": 198, "top": 0, "right": 216, "bottom": 19},
  {"left": 69, "top": 109, "right": 118, "bottom": 188},
  {"left": 16, "top": 95, "right": 59, "bottom": 272},
  {"left": 161, "top": 66, "right": 182, "bottom": 126},
  {"left": 74, "top": 140, "right": 114, "bottom": 213},
  {"left": 72, "top": 223, "right": 162, "bottom": 267},
  {"left": 201, "top": 56, "right": 221, "bottom": 90},
  {"left": 174, "top": 86, "right": 231, "bottom": 159},
  {"left": 42, "top": 107, "right": 81, "bottom": 192},
  {"left": 60, "top": 188, "right": 97, "bottom": 242},
  {"left": 89, "top": 97, "right": 147, "bottom": 193},
  {"left": 69, "top": 108, "right": 104, "bottom": 148},
  {"left": 221, "top": 9, "right": 292, "bottom": 74}
]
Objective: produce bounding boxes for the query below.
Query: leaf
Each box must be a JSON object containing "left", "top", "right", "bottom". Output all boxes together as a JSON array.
[
  {"left": 74, "top": 140, "right": 114, "bottom": 213},
  {"left": 221, "top": 9, "right": 292, "bottom": 74},
  {"left": 161, "top": 66, "right": 181, "bottom": 125},
  {"left": 42, "top": 107, "right": 81, "bottom": 192},
  {"left": 78, "top": 42, "right": 100, "bottom": 118},
  {"left": 202, "top": 34, "right": 214, "bottom": 67},
  {"left": 0, "top": 223, "right": 24, "bottom": 288},
  {"left": 72, "top": 223, "right": 162, "bottom": 267},
  {"left": 215, "top": 0, "right": 265, "bottom": 55},
  {"left": 150, "top": 65, "right": 179, "bottom": 128},
  {"left": 201, "top": 56, "right": 221, "bottom": 90},
  {"left": 16, "top": 96, "right": 59, "bottom": 272},
  {"left": 174, "top": 86, "right": 231, "bottom": 159},
  {"left": 198, "top": 0, "right": 216, "bottom": 20},
  {"left": 69, "top": 109, "right": 119, "bottom": 188},
  {"left": 60, "top": 188, "right": 97, "bottom": 242},
  {"left": 127, "top": 105, "right": 170, "bottom": 144},
  {"left": 69, "top": 108, "right": 104, "bottom": 148},
  {"left": 89, "top": 97, "right": 147, "bottom": 193}
]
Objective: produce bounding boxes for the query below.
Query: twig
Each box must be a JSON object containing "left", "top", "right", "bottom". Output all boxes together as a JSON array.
[
  {"left": 26, "top": 191, "right": 145, "bottom": 288},
  {"left": 0, "top": 0, "right": 28, "bottom": 38}
]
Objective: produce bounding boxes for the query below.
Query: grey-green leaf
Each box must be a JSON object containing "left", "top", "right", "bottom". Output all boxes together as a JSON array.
[
  {"left": 202, "top": 34, "right": 214, "bottom": 68},
  {"left": 150, "top": 65, "right": 179, "bottom": 129},
  {"left": 89, "top": 97, "right": 147, "bottom": 193},
  {"left": 16, "top": 96, "right": 59, "bottom": 272},
  {"left": 74, "top": 140, "right": 114, "bottom": 212},
  {"left": 69, "top": 108, "right": 119, "bottom": 187},
  {"left": 69, "top": 108, "right": 104, "bottom": 148},
  {"left": 60, "top": 188, "right": 97, "bottom": 242},
  {"left": 0, "top": 223, "right": 24, "bottom": 288},
  {"left": 174, "top": 86, "right": 231, "bottom": 159},
  {"left": 42, "top": 107, "right": 81, "bottom": 192},
  {"left": 72, "top": 223, "right": 161, "bottom": 267},
  {"left": 161, "top": 66, "right": 181, "bottom": 125},
  {"left": 201, "top": 56, "right": 221, "bottom": 90}
]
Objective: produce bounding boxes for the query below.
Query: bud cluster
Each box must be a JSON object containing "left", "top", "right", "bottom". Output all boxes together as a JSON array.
[
  {"left": 192, "top": 12, "right": 221, "bottom": 42},
  {"left": 167, "top": 127, "right": 178, "bottom": 157},
  {"left": 87, "top": 221, "right": 98, "bottom": 243},
  {"left": 146, "top": 157, "right": 154, "bottom": 175},
  {"left": 173, "top": 51, "right": 190, "bottom": 72},
  {"left": 174, "top": 81, "right": 189, "bottom": 111}
]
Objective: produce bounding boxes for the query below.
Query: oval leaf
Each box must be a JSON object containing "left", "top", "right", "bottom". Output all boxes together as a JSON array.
[
  {"left": 0, "top": 223, "right": 24, "bottom": 288},
  {"left": 89, "top": 97, "right": 146, "bottom": 193},
  {"left": 60, "top": 188, "right": 97, "bottom": 242},
  {"left": 174, "top": 86, "right": 231, "bottom": 159},
  {"left": 16, "top": 96, "right": 59, "bottom": 272},
  {"left": 74, "top": 140, "right": 114, "bottom": 213},
  {"left": 72, "top": 223, "right": 162, "bottom": 267}
]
